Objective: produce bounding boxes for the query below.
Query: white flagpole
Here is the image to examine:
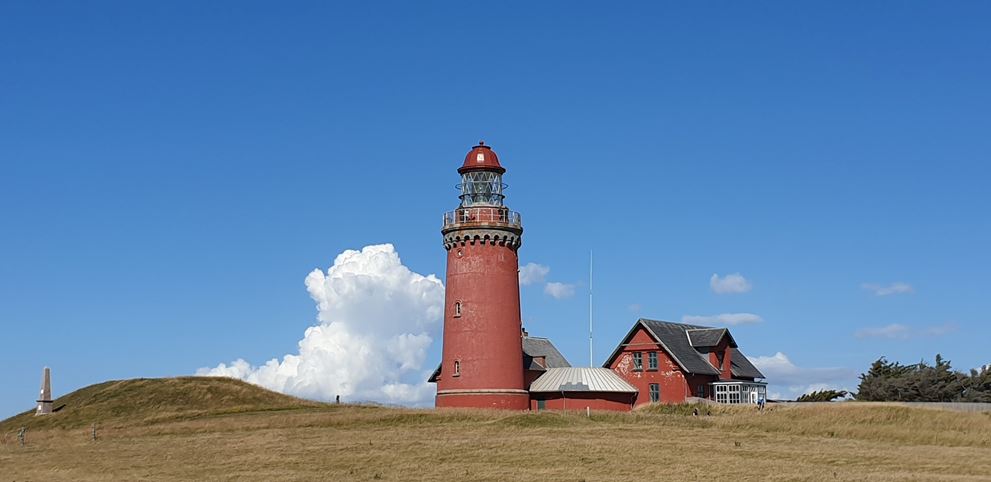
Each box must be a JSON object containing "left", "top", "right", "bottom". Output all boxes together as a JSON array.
[{"left": 589, "top": 249, "right": 593, "bottom": 368}]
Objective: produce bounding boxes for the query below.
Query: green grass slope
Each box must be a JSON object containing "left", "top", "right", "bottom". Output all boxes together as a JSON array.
[{"left": 0, "top": 376, "right": 325, "bottom": 431}]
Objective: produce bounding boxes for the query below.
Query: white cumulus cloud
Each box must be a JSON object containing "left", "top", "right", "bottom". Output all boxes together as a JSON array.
[
  {"left": 197, "top": 244, "right": 445, "bottom": 405},
  {"left": 854, "top": 323, "right": 910, "bottom": 339},
  {"left": 861, "top": 282, "right": 913, "bottom": 296},
  {"left": 519, "top": 262, "right": 550, "bottom": 286},
  {"left": 749, "top": 352, "right": 857, "bottom": 400},
  {"left": 855, "top": 322, "right": 956, "bottom": 340},
  {"left": 544, "top": 282, "right": 575, "bottom": 299},
  {"left": 710, "top": 273, "right": 752, "bottom": 294},
  {"left": 681, "top": 313, "right": 763, "bottom": 326}
]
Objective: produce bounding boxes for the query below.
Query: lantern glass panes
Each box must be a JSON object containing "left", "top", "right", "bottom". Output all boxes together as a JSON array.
[{"left": 460, "top": 171, "right": 505, "bottom": 206}]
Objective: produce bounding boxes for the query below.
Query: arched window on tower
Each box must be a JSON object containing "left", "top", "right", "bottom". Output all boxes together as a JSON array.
[
  {"left": 454, "top": 301, "right": 462, "bottom": 317},
  {"left": 453, "top": 360, "right": 461, "bottom": 377}
]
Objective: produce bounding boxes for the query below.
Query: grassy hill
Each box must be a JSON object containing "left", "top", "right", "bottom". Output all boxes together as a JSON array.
[
  {"left": 3, "top": 377, "right": 991, "bottom": 481},
  {"left": 0, "top": 376, "right": 324, "bottom": 432}
]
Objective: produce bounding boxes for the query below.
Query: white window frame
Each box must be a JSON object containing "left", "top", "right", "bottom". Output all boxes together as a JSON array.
[{"left": 712, "top": 382, "right": 767, "bottom": 404}]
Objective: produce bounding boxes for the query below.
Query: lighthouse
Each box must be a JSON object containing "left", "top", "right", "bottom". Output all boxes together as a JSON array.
[{"left": 435, "top": 141, "right": 529, "bottom": 409}]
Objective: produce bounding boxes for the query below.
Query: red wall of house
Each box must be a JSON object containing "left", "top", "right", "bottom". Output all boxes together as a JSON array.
[
  {"left": 436, "top": 392, "right": 530, "bottom": 409},
  {"left": 609, "top": 327, "right": 692, "bottom": 406},
  {"left": 706, "top": 337, "right": 733, "bottom": 380},
  {"left": 530, "top": 392, "right": 634, "bottom": 412},
  {"left": 685, "top": 374, "right": 714, "bottom": 400}
]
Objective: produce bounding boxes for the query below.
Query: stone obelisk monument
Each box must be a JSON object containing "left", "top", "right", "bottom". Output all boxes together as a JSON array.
[{"left": 36, "top": 367, "right": 53, "bottom": 415}]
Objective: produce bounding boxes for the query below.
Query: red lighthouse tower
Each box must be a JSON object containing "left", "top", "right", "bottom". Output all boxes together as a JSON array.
[{"left": 435, "top": 141, "right": 529, "bottom": 410}]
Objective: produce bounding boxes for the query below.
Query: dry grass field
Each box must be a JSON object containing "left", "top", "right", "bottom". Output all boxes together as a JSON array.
[{"left": 2, "top": 377, "right": 990, "bottom": 481}]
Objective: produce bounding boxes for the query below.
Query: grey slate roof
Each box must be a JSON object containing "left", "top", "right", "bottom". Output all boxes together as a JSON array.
[
  {"left": 523, "top": 336, "right": 571, "bottom": 370},
  {"left": 428, "top": 364, "right": 441, "bottom": 383},
  {"left": 427, "top": 336, "right": 571, "bottom": 382},
  {"left": 603, "top": 319, "right": 765, "bottom": 380},
  {"left": 729, "top": 348, "right": 764, "bottom": 379},
  {"left": 638, "top": 319, "right": 721, "bottom": 376},
  {"left": 687, "top": 328, "right": 732, "bottom": 348},
  {"left": 529, "top": 367, "right": 637, "bottom": 393}
]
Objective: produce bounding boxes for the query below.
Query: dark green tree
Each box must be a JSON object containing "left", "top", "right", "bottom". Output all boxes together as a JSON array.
[
  {"left": 796, "top": 390, "right": 849, "bottom": 402},
  {"left": 960, "top": 366, "right": 991, "bottom": 402},
  {"left": 856, "top": 355, "right": 987, "bottom": 402},
  {"left": 856, "top": 357, "right": 913, "bottom": 401}
]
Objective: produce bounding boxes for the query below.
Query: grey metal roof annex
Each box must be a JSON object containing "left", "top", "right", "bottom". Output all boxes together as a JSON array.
[{"left": 529, "top": 367, "right": 637, "bottom": 393}]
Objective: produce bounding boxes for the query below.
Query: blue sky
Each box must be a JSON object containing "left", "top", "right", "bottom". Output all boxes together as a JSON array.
[{"left": 2, "top": 1, "right": 989, "bottom": 416}]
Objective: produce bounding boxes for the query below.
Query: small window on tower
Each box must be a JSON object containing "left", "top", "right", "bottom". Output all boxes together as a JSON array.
[
  {"left": 453, "top": 360, "right": 461, "bottom": 377},
  {"left": 454, "top": 301, "right": 462, "bottom": 317},
  {"left": 477, "top": 153, "right": 484, "bottom": 162}
]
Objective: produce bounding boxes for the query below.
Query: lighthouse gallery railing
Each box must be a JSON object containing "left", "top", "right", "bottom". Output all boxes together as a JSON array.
[{"left": 442, "top": 208, "right": 522, "bottom": 229}]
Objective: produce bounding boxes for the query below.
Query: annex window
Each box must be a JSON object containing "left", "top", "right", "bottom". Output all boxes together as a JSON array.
[
  {"left": 632, "top": 352, "right": 643, "bottom": 371},
  {"left": 453, "top": 360, "right": 461, "bottom": 377},
  {"left": 696, "top": 384, "right": 706, "bottom": 399},
  {"left": 454, "top": 301, "right": 462, "bottom": 318},
  {"left": 715, "top": 384, "right": 728, "bottom": 403},
  {"left": 649, "top": 384, "right": 660, "bottom": 403},
  {"left": 648, "top": 352, "right": 658, "bottom": 370},
  {"left": 714, "top": 384, "right": 741, "bottom": 404}
]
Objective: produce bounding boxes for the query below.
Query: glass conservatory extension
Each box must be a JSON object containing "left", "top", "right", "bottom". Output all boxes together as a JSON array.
[
  {"left": 459, "top": 171, "right": 506, "bottom": 207},
  {"left": 712, "top": 381, "right": 768, "bottom": 404}
]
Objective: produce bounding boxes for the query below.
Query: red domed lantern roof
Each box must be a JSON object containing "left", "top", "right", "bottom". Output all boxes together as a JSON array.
[{"left": 458, "top": 141, "right": 505, "bottom": 174}]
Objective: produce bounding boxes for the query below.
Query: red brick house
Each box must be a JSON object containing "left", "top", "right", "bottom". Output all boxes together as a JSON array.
[{"left": 603, "top": 319, "right": 766, "bottom": 406}]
